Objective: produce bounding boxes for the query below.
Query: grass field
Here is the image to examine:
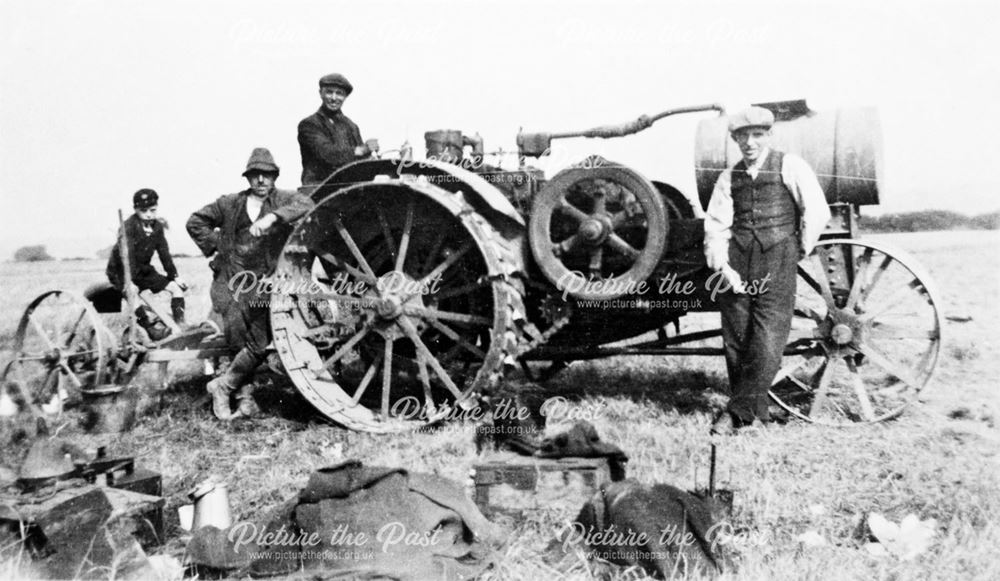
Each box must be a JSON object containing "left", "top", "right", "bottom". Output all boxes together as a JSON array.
[{"left": 1, "top": 230, "right": 998, "bottom": 580}]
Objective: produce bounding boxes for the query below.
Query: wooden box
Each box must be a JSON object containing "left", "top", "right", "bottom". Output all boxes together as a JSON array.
[{"left": 472, "top": 453, "right": 613, "bottom": 521}]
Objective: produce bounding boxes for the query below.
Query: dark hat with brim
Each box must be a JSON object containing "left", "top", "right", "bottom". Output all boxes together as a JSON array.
[
  {"left": 242, "top": 147, "right": 280, "bottom": 177},
  {"left": 318, "top": 73, "right": 353, "bottom": 95},
  {"left": 728, "top": 106, "right": 775, "bottom": 133}
]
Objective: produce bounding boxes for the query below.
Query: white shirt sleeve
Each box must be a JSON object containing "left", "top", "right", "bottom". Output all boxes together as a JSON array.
[
  {"left": 703, "top": 169, "right": 734, "bottom": 271},
  {"left": 781, "top": 154, "right": 831, "bottom": 255}
]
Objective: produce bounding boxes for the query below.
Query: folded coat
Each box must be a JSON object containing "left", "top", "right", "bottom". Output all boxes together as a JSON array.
[{"left": 188, "top": 460, "right": 505, "bottom": 581}]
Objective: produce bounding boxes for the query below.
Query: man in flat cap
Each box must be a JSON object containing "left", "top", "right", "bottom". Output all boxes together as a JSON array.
[
  {"left": 297, "top": 73, "right": 379, "bottom": 190},
  {"left": 187, "top": 148, "right": 314, "bottom": 420},
  {"left": 704, "top": 106, "right": 830, "bottom": 434}
]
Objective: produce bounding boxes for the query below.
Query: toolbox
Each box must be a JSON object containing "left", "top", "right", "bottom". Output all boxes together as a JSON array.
[{"left": 472, "top": 453, "right": 613, "bottom": 520}]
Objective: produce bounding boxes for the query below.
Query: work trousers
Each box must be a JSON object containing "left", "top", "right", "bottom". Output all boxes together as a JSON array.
[
  {"left": 223, "top": 300, "right": 271, "bottom": 363},
  {"left": 719, "top": 235, "right": 798, "bottom": 422},
  {"left": 218, "top": 300, "right": 269, "bottom": 390},
  {"left": 210, "top": 261, "right": 271, "bottom": 364}
]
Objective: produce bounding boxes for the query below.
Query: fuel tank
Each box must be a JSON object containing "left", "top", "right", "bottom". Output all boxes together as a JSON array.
[{"left": 694, "top": 99, "right": 883, "bottom": 209}]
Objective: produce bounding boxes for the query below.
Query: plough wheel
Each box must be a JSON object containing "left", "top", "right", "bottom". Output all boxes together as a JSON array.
[
  {"left": 271, "top": 181, "right": 523, "bottom": 432},
  {"left": 1, "top": 290, "right": 116, "bottom": 414},
  {"left": 770, "top": 239, "right": 942, "bottom": 425},
  {"left": 529, "top": 162, "right": 667, "bottom": 300}
]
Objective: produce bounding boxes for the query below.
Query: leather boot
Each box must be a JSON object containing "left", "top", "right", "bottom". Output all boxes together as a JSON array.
[
  {"left": 136, "top": 305, "right": 171, "bottom": 341},
  {"left": 136, "top": 305, "right": 153, "bottom": 328},
  {"left": 710, "top": 412, "right": 739, "bottom": 436},
  {"left": 265, "top": 352, "right": 285, "bottom": 375},
  {"left": 170, "top": 297, "right": 186, "bottom": 326},
  {"left": 205, "top": 375, "right": 236, "bottom": 420},
  {"left": 206, "top": 349, "right": 260, "bottom": 420},
  {"left": 233, "top": 385, "right": 260, "bottom": 419}
]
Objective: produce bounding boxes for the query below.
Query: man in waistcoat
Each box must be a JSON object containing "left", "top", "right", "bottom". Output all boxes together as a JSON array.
[
  {"left": 297, "top": 73, "right": 378, "bottom": 190},
  {"left": 704, "top": 106, "right": 830, "bottom": 434}
]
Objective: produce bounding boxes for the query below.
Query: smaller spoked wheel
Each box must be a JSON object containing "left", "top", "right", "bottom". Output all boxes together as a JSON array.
[
  {"left": 770, "top": 239, "right": 942, "bottom": 425},
  {"left": 1, "top": 290, "right": 116, "bottom": 414},
  {"left": 529, "top": 161, "right": 667, "bottom": 300}
]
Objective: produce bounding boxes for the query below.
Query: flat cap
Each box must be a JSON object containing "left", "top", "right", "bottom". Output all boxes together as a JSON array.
[
  {"left": 242, "top": 147, "right": 280, "bottom": 177},
  {"left": 728, "top": 106, "right": 775, "bottom": 133},
  {"left": 318, "top": 73, "right": 353, "bottom": 95}
]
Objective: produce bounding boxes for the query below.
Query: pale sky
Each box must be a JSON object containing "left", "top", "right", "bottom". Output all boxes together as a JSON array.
[{"left": 1, "top": 0, "right": 998, "bottom": 259}]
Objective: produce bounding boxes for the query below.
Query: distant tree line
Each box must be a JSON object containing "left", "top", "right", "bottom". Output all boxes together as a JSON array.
[
  {"left": 12, "top": 245, "right": 53, "bottom": 262},
  {"left": 11, "top": 244, "right": 195, "bottom": 262},
  {"left": 96, "top": 244, "right": 193, "bottom": 259},
  {"left": 859, "top": 210, "right": 999, "bottom": 232}
]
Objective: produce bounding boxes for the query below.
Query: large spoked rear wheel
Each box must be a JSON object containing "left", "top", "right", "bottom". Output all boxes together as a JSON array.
[
  {"left": 271, "top": 182, "right": 521, "bottom": 432},
  {"left": 770, "top": 239, "right": 942, "bottom": 425}
]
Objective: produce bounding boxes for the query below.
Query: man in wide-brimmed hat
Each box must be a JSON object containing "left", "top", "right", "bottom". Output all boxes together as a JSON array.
[
  {"left": 297, "top": 72, "right": 379, "bottom": 189},
  {"left": 704, "top": 106, "right": 831, "bottom": 434},
  {"left": 187, "top": 147, "right": 314, "bottom": 420}
]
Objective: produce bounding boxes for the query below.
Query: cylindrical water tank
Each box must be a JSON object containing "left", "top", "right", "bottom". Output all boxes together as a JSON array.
[{"left": 694, "top": 100, "right": 883, "bottom": 209}]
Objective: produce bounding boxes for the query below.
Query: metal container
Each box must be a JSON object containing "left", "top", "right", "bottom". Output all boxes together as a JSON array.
[
  {"left": 81, "top": 384, "right": 138, "bottom": 433},
  {"left": 694, "top": 99, "right": 884, "bottom": 209},
  {"left": 17, "top": 441, "right": 77, "bottom": 491},
  {"left": 189, "top": 478, "right": 231, "bottom": 530}
]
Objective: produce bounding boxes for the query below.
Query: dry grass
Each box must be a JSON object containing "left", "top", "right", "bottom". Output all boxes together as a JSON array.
[{"left": 1, "top": 230, "right": 999, "bottom": 580}]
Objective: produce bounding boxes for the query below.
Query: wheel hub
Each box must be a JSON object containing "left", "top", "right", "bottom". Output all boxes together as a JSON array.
[
  {"left": 578, "top": 218, "right": 609, "bottom": 244},
  {"left": 831, "top": 323, "right": 853, "bottom": 345},
  {"left": 376, "top": 296, "right": 402, "bottom": 320},
  {"left": 369, "top": 271, "right": 427, "bottom": 339},
  {"left": 820, "top": 307, "right": 868, "bottom": 350}
]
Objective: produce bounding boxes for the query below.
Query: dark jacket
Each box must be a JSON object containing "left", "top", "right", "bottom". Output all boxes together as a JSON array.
[
  {"left": 106, "top": 215, "right": 177, "bottom": 290},
  {"left": 186, "top": 188, "right": 314, "bottom": 312},
  {"left": 297, "top": 107, "right": 364, "bottom": 186}
]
